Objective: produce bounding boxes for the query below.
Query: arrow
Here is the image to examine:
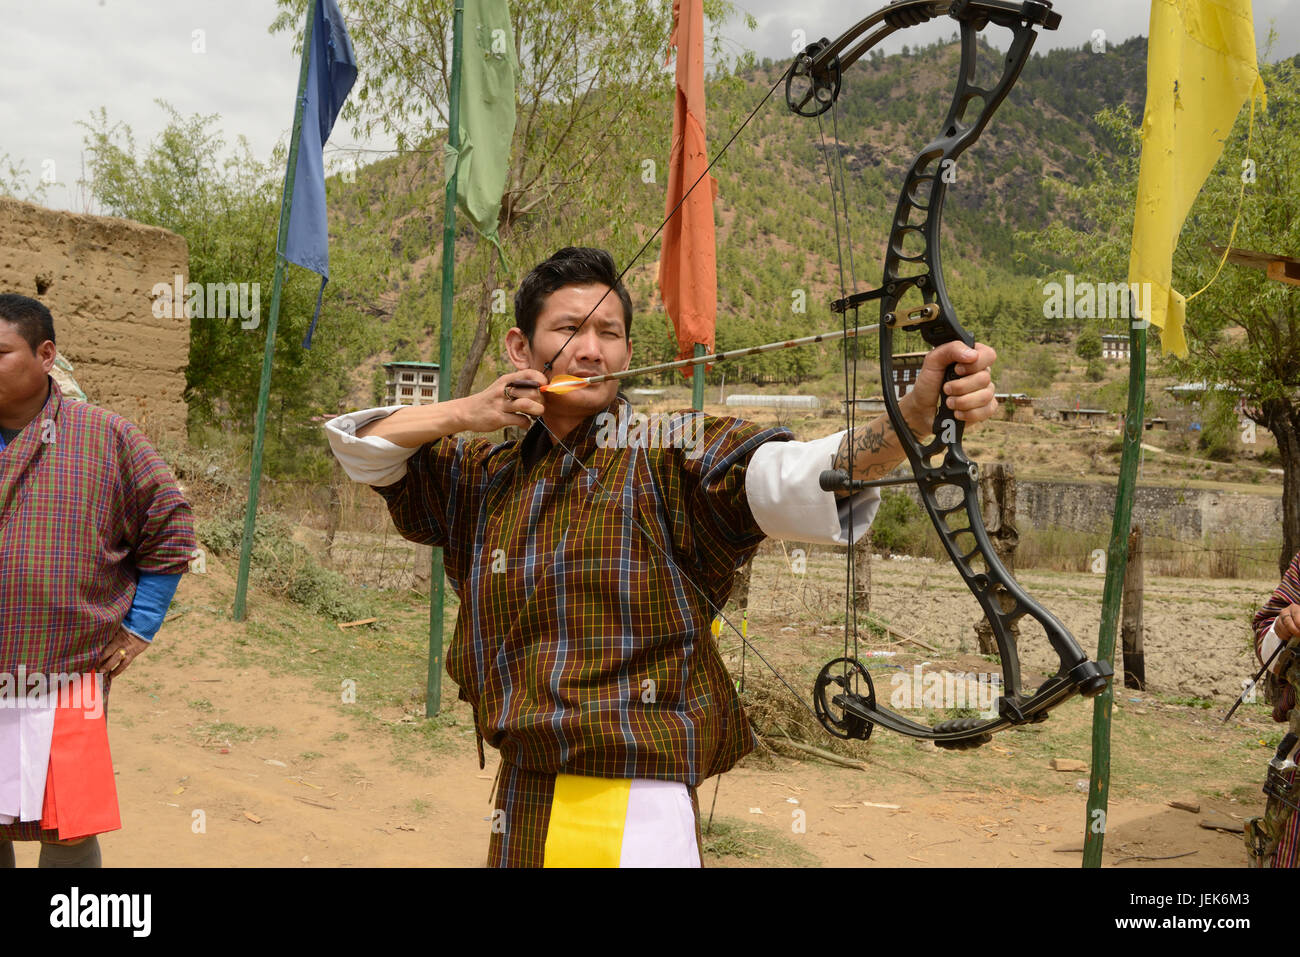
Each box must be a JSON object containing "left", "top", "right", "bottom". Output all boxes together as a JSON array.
[
  {"left": 514, "top": 322, "right": 882, "bottom": 394},
  {"left": 1224, "top": 639, "right": 1291, "bottom": 723}
]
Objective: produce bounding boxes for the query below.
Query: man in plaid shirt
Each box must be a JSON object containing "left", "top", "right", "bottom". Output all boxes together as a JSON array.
[
  {"left": 1251, "top": 550, "right": 1300, "bottom": 866},
  {"left": 327, "top": 247, "right": 999, "bottom": 866},
  {"left": 0, "top": 294, "right": 195, "bottom": 866}
]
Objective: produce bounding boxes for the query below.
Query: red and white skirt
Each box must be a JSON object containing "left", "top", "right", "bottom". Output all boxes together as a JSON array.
[{"left": 0, "top": 676, "right": 120, "bottom": 840}]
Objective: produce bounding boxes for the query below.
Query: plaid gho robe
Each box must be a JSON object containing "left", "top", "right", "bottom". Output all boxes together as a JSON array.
[
  {"left": 0, "top": 378, "right": 195, "bottom": 841},
  {"left": 1252, "top": 550, "right": 1300, "bottom": 867},
  {"left": 372, "top": 400, "right": 789, "bottom": 844}
]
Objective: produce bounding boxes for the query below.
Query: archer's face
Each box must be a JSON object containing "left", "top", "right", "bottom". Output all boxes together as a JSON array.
[{"left": 516, "top": 283, "right": 631, "bottom": 415}]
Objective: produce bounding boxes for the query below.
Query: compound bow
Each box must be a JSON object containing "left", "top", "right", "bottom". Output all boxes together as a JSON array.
[
  {"left": 783, "top": 0, "right": 1112, "bottom": 748},
  {"left": 536, "top": 0, "right": 1112, "bottom": 751}
]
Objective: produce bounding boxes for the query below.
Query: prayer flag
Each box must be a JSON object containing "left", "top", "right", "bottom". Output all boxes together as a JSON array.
[
  {"left": 447, "top": 0, "right": 519, "bottom": 264},
  {"left": 1129, "top": 0, "right": 1265, "bottom": 356},
  {"left": 658, "top": 0, "right": 718, "bottom": 369},
  {"left": 285, "top": 0, "right": 358, "bottom": 347}
]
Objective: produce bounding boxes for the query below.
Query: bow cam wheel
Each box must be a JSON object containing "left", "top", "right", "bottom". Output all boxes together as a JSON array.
[
  {"left": 813, "top": 657, "right": 875, "bottom": 740},
  {"left": 786, "top": 41, "right": 841, "bottom": 118}
]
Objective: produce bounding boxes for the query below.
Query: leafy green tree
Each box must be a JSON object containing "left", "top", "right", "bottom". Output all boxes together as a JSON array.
[
  {"left": 870, "top": 490, "right": 926, "bottom": 554},
  {"left": 1199, "top": 388, "right": 1242, "bottom": 462},
  {"left": 1017, "top": 345, "right": 1059, "bottom": 393},
  {"left": 78, "top": 104, "right": 379, "bottom": 478},
  {"left": 271, "top": 0, "right": 751, "bottom": 398},
  {"left": 1031, "top": 56, "right": 1300, "bottom": 571},
  {"left": 0, "top": 154, "right": 50, "bottom": 204},
  {"left": 1075, "top": 329, "right": 1102, "bottom": 361}
]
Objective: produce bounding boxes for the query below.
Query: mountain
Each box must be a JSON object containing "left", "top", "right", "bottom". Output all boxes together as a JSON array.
[{"left": 326, "top": 35, "right": 1150, "bottom": 392}]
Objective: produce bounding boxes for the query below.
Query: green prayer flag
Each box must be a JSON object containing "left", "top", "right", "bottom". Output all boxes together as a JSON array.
[{"left": 447, "top": 0, "right": 518, "bottom": 265}]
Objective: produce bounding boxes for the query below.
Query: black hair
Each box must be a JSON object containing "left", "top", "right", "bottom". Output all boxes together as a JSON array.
[
  {"left": 513, "top": 247, "right": 633, "bottom": 343},
  {"left": 0, "top": 293, "right": 56, "bottom": 352}
]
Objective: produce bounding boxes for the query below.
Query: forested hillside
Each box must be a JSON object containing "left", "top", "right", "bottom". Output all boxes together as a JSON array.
[
  {"left": 67, "top": 30, "right": 1221, "bottom": 479},
  {"left": 331, "top": 35, "right": 1151, "bottom": 391}
]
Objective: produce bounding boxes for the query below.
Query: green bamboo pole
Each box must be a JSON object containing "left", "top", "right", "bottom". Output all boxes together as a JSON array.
[
  {"left": 692, "top": 343, "right": 706, "bottom": 410},
  {"left": 1083, "top": 317, "right": 1148, "bottom": 867},
  {"left": 427, "top": 0, "right": 466, "bottom": 717},
  {"left": 233, "top": 0, "right": 318, "bottom": 621}
]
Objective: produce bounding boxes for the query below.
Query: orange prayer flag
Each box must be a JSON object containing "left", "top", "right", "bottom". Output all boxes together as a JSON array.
[{"left": 657, "top": 0, "right": 717, "bottom": 372}]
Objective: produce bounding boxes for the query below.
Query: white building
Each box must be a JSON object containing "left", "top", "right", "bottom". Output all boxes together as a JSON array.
[
  {"left": 384, "top": 362, "right": 440, "bottom": 405},
  {"left": 1101, "top": 334, "right": 1129, "bottom": 361}
]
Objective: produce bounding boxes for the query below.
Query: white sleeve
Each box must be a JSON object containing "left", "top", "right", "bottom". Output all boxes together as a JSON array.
[
  {"left": 323, "top": 406, "right": 420, "bottom": 487},
  {"left": 744, "top": 431, "right": 881, "bottom": 545},
  {"left": 1262, "top": 620, "right": 1285, "bottom": 675}
]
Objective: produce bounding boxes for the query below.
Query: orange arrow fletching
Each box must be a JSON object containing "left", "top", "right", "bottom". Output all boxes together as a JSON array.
[{"left": 539, "top": 374, "right": 589, "bottom": 395}]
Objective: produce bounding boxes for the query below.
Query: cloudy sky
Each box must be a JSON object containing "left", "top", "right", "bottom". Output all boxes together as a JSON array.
[{"left": 4, "top": 0, "right": 1297, "bottom": 212}]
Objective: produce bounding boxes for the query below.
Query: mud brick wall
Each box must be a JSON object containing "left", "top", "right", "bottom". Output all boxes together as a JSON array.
[{"left": 0, "top": 196, "right": 190, "bottom": 441}]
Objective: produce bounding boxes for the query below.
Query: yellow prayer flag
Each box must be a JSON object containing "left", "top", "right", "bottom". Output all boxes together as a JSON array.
[{"left": 1129, "top": 0, "right": 1266, "bottom": 357}]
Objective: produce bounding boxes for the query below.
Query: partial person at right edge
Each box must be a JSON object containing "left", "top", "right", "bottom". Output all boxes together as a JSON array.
[{"left": 1249, "top": 549, "right": 1300, "bottom": 867}]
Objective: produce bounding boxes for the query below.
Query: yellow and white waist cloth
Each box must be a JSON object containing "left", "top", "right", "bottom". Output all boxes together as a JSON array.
[{"left": 543, "top": 776, "right": 700, "bottom": 868}]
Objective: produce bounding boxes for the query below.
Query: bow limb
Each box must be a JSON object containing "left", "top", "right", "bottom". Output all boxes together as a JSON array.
[{"left": 794, "top": 0, "right": 1112, "bottom": 748}]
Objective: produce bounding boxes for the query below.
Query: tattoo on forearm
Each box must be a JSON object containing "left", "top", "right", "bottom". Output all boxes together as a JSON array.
[
  {"left": 832, "top": 419, "right": 904, "bottom": 485},
  {"left": 854, "top": 422, "right": 888, "bottom": 456}
]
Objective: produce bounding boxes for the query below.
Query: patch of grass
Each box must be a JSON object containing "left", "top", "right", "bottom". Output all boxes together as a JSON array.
[
  {"left": 187, "top": 698, "right": 215, "bottom": 713},
  {"left": 191, "top": 721, "right": 279, "bottom": 744},
  {"left": 1160, "top": 695, "right": 1214, "bottom": 710},
  {"left": 198, "top": 509, "right": 373, "bottom": 622},
  {"left": 702, "top": 816, "right": 819, "bottom": 867},
  {"left": 389, "top": 710, "right": 463, "bottom": 755},
  {"left": 702, "top": 818, "right": 751, "bottom": 858},
  {"left": 199, "top": 576, "right": 477, "bottom": 759},
  {"left": 1229, "top": 782, "right": 1264, "bottom": 802}
]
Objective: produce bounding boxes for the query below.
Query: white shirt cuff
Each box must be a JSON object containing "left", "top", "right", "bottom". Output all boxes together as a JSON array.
[
  {"left": 745, "top": 431, "right": 880, "bottom": 545},
  {"left": 1263, "top": 620, "right": 1285, "bottom": 674},
  {"left": 324, "top": 406, "right": 419, "bottom": 486}
]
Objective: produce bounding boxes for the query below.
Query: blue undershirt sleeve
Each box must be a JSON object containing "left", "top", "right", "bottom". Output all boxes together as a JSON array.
[{"left": 121, "top": 570, "right": 183, "bottom": 643}]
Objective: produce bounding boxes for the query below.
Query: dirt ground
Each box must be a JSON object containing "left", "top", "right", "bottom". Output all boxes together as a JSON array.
[{"left": 10, "top": 548, "right": 1280, "bottom": 868}]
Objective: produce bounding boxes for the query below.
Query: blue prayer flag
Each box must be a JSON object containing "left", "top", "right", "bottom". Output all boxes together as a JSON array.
[{"left": 284, "top": 0, "right": 357, "bottom": 348}]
